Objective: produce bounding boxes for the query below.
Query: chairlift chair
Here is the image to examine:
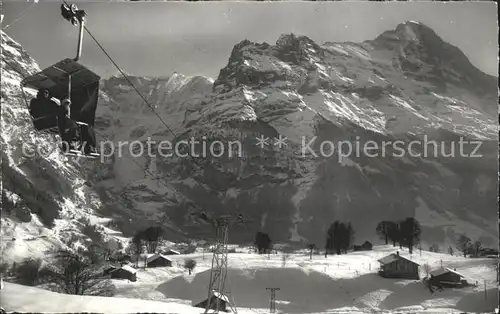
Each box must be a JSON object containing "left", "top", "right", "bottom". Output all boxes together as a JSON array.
[{"left": 19, "top": 3, "right": 100, "bottom": 158}]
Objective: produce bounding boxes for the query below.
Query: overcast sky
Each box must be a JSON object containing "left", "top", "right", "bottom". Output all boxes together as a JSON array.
[{"left": 2, "top": 1, "right": 497, "bottom": 79}]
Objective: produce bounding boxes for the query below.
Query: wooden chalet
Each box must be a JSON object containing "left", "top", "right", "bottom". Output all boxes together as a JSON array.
[
  {"left": 146, "top": 254, "right": 173, "bottom": 268},
  {"left": 429, "top": 267, "right": 467, "bottom": 287},
  {"left": 109, "top": 265, "right": 137, "bottom": 282},
  {"left": 377, "top": 251, "right": 420, "bottom": 279}
]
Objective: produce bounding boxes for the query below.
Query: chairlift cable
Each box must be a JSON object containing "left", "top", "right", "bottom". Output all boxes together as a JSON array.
[
  {"left": 82, "top": 25, "right": 178, "bottom": 140},
  {"left": 79, "top": 21, "right": 206, "bottom": 171},
  {"left": 2, "top": 1, "right": 208, "bottom": 238},
  {"left": 9, "top": 1, "right": 212, "bottom": 221},
  {"left": 61, "top": 0, "right": 177, "bottom": 142}
]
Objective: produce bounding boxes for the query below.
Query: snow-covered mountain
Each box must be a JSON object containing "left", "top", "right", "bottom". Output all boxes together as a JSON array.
[
  {"left": 0, "top": 31, "right": 132, "bottom": 263},
  {"left": 1, "top": 21, "right": 497, "bottom": 259}
]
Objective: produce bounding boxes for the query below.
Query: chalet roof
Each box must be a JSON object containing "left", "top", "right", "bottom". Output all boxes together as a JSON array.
[
  {"left": 377, "top": 253, "right": 419, "bottom": 266},
  {"left": 113, "top": 265, "right": 137, "bottom": 274},
  {"left": 212, "top": 291, "right": 229, "bottom": 303},
  {"left": 430, "top": 267, "right": 465, "bottom": 278},
  {"left": 147, "top": 254, "right": 172, "bottom": 263},
  {"left": 165, "top": 249, "right": 180, "bottom": 254}
]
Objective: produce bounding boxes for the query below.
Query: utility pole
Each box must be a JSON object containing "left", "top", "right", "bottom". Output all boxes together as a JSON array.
[
  {"left": 496, "top": 259, "right": 499, "bottom": 283},
  {"left": 266, "top": 287, "right": 280, "bottom": 313},
  {"left": 484, "top": 279, "right": 487, "bottom": 300}
]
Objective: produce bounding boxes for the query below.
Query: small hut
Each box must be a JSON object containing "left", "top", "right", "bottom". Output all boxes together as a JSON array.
[
  {"left": 361, "top": 241, "right": 373, "bottom": 250},
  {"left": 110, "top": 265, "right": 137, "bottom": 282},
  {"left": 354, "top": 241, "right": 373, "bottom": 251},
  {"left": 429, "top": 267, "right": 467, "bottom": 287},
  {"left": 103, "top": 265, "right": 117, "bottom": 276},
  {"left": 146, "top": 254, "right": 173, "bottom": 268},
  {"left": 378, "top": 251, "right": 420, "bottom": 279},
  {"left": 194, "top": 291, "right": 229, "bottom": 312}
]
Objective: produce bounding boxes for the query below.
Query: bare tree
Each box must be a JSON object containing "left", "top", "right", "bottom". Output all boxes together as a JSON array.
[
  {"left": 472, "top": 241, "right": 482, "bottom": 257},
  {"left": 422, "top": 263, "right": 431, "bottom": 278},
  {"left": 456, "top": 234, "right": 472, "bottom": 257},
  {"left": 281, "top": 253, "right": 289, "bottom": 267},
  {"left": 103, "top": 239, "right": 120, "bottom": 262},
  {"left": 0, "top": 263, "right": 9, "bottom": 277},
  {"left": 307, "top": 244, "right": 316, "bottom": 260},
  {"left": 142, "top": 226, "right": 163, "bottom": 254},
  {"left": 448, "top": 246, "right": 454, "bottom": 256},
  {"left": 42, "top": 249, "right": 112, "bottom": 296},
  {"left": 184, "top": 259, "right": 197, "bottom": 275},
  {"left": 13, "top": 258, "right": 42, "bottom": 286},
  {"left": 126, "top": 232, "right": 144, "bottom": 267},
  {"left": 429, "top": 244, "right": 440, "bottom": 253},
  {"left": 203, "top": 242, "right": 211, "bottom": 260}
]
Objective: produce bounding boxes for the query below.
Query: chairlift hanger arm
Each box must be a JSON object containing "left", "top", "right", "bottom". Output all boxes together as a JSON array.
[{"left": 60, "top": 1, "right": 87, "bottom": 61}]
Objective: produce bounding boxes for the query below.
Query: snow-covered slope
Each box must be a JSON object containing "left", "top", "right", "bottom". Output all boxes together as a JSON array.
[
  {"left": 1, "top": 282, "right": 239, "bottom": 314},
  {"left": 2, "top": 246, "right": 496, "bottom": 313},
  {"left": 0, "top": 31, "right": 126, "bottom": 262}
]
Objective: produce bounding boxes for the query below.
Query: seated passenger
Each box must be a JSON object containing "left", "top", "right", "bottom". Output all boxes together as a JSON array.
[
  {"left": 29, "top": 89, "right": 60, "bottom": 119},
  {"left": 80, "top": 124, "right": 98, "bottom": 155},
  {"left": 58, "top": 98, "right": 79, "bottom": 151}
]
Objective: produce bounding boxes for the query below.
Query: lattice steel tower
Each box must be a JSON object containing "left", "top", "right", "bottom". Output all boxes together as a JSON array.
[{"left": 202, "top": 214, "right": 243, "bottom": 313}]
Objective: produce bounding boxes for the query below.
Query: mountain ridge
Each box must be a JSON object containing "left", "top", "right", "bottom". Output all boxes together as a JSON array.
[{"left": 1, "top": 21, "right": 497, "bottom": 262}]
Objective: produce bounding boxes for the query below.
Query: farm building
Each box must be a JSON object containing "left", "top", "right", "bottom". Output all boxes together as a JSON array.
[
  {"left": 479, "top": 248, "right": 498, "bottom": 258},
  {"left": 429, "top": 267, "right": 467, "bottom": 287},
  {"left": 354, "top": 241, "right": 373, "bottom": 251},
  {"left": 377, "top": 251, "right": 420, "bottom": 279},
  {"left": 146, "top": 254, "right": 173, "bottom": 268},
  {"left": 162, "top": 249, "right": 181, "bottom": 255},
  {"left": 103, "top": 265, "right": 117, "bottom": 276},
  {"left": 194, "top": 291, "right": 229, "bottom": 311},
  {"left": 110, "top": 265, "right": 137, "bottom": 282}
]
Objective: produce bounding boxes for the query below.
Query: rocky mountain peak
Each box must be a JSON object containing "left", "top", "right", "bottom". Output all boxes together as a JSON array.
[
  {"left": 1, "top": 21, "right": 497, "bottom": 261},
  {"left": 370, "top": 21, "right": 497, "bottom": 100}
]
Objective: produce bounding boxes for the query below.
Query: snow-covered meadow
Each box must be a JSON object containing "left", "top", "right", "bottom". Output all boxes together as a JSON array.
[{"left": 2, "top": 245, "right": 496, "bottom": 313}]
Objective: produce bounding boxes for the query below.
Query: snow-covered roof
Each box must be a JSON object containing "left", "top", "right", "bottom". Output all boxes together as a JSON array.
[
  {"left": 147, "top": 254, "right": 172, "bottom": 263},
  {"left": 193, "top": 290, "right": 230, "bottom": 306},
  {"left": 430, "top": 267, "right": 464, "bottom": 278},
  {"left": 212, "top": 291, "right": 230, "bottom": 303},
  {"left": 118, "top": 265, "right": 137, "bottom": 274},
  {"left": 164, "top": 249, "right": 180, "bottom": 255},
  {"left": 377, "top": 253, "right": 419, "bottom": 266}
]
